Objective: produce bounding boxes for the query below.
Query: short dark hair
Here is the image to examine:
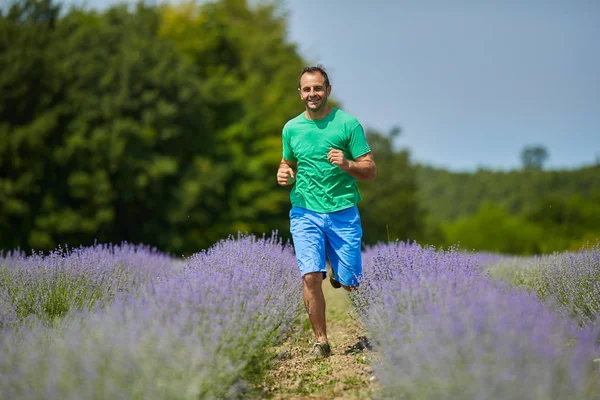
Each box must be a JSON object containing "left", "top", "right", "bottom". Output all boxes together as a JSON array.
[{"left": 298, "top": 64, "right": 330, "bottom": 88}]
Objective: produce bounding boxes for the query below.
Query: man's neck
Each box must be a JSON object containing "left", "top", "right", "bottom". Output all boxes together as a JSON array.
[{"left": 305, "top": 105, "right": 333, "bottom": 121}]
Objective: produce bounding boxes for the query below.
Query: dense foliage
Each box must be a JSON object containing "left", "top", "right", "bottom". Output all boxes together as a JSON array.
[
  {"left": 1, "top": 0, "right": 598, "bottom": 256},
  {"left": 358, "top": 128, "right": 425, "bottom": 245},
  {"left": 417, "top": 164, "right": 600, "bottom": 221},
  {"left": 0, "top": 0, "right": 306, "bottom": 254},
  {"left": 418, "top": 165, "right": 600, "bottom": 253},
  {"left": 0, "top": 0, "right": 423, "bottom": 254}
]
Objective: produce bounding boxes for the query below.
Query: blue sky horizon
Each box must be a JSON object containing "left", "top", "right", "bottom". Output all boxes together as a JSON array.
[{"left": 52, "top": 0, "right": 600, "bottom": 172}]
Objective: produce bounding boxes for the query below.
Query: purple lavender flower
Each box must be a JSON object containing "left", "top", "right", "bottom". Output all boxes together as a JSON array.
[
  {"left": 535, "top": 241, "right": 600, "bottom": 327},
  {"left": 0, "top": 242, "right": 174, "bottom": 325},
  {"left": 487, "top": 241, "right": 600, "bottom": 327},
  {"left": 0, "top": 287, "right": 18, "bottom": 330},
  {"left": 0, "top": 233, "right": 302, "bottom": 399},
  {"left": 355, "top": 241, "right": 600, "bottom": 399}
]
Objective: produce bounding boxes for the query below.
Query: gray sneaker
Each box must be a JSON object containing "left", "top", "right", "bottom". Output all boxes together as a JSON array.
[
  {"left": 329, "top": 275, "right": 342, "bottom": 289},
  {"left": 308, "top": 342, "right": 331, "bottom": 359},
  {"left": 326, "top": 262, "right": 342, "bottom": 289}
]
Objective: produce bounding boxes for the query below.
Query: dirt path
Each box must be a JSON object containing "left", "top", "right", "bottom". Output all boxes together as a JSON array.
[{"left": 261, "top": 283, "right": 379, "bottom": 399}]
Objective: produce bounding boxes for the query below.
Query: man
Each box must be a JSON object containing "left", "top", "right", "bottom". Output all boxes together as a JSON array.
[{"left": 277, "top": 65, "right": 376, "bottom": 359}]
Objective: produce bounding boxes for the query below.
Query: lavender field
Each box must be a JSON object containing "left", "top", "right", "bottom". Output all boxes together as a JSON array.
[
  {"left": 1, "top": 236, "right": 599, "bottom": 399},
  {"left": 355, "top": 241, "right": 600, "bottom": 399},
  {"left": 0, "top": 234, "right": 302, "bottom": 399}
]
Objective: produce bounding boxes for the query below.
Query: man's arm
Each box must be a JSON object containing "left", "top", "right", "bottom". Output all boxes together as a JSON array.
[
  {"left": 277, "top": 158, "right": 298, "bottom": 186},
  {"left": 328, "top": 150, "right": 376, "bottom": 181}
]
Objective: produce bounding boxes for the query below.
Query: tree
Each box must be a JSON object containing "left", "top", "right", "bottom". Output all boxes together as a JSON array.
[
  {"left": 0, "top": 0, "right": 65, "bottom": 251},
  {"left": 357, "top": 126, "right": 425, "bottom": 245},
  {"left": 0, "top": 0, "right": 311, "bottom": 254},
  {"left": 442, "top": 202, "right": 544, "bottom": 255},
  {"left": 157, "top": 0, "right": 308, "bottom": 251},
  {"left": 521, "top": 145, "right": 549, "bottom": 170}
]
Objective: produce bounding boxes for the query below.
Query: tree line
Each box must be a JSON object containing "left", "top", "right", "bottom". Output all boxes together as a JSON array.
[
  {"left": 417, "top": 164, "right": 600, "bottom": 254},
  {"left": 0, "top": 0, "right": 421, "bottom": 255},
  {"left": 1, "top": 0, "right": 597, "bottom": 255}
]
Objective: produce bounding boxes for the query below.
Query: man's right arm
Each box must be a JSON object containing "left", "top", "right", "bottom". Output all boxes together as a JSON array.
[{"left": 277, "top": 158, "right": 297, "bottom": 186}]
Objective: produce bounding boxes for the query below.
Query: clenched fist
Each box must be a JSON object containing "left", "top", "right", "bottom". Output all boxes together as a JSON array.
[
  {"left": 277, "top": 165, "right": 296, "bottom": 186},
  {"left": 327, "top": 148, "right": 349, "bottom": 170}
]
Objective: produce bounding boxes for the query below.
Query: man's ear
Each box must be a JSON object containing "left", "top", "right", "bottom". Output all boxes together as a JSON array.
[
  {"left": 327, "top": 85, "right": 332, "bottom": 96},
  {"left": 298, "top": 87, "right": 302, "bottom": 98}
]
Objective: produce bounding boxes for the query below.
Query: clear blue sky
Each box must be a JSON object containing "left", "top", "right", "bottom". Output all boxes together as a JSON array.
[
  {"left": 282, "top": 0, "right": 600, "bottom": 171},
  {"left": 61, "top": 0, "right": 600, "bottom": 171}
]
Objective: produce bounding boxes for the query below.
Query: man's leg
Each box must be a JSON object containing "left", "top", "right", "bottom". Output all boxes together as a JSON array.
[
  {"left": 289, "top": 206, "right": 331, "bottom": 357},
  {"left": 326, "top": 206, "right": 363, "bottom": 289},
  {"left": 302, "top": 271, "right": 327, "bottom": 343}
]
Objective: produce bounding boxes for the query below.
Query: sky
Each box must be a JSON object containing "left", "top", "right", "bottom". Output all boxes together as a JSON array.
[{"left": 58, "top": 0, "right": 600, "bottom": 171}]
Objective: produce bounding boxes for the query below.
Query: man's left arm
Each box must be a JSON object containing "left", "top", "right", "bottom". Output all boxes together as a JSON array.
[{"left": 327, "top": 149, "right": 376, "bottom": 181}]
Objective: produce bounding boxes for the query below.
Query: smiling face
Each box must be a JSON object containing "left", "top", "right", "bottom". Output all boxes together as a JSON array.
[{"left": 298, "top": 72, "right": 332, "bottom": 114}]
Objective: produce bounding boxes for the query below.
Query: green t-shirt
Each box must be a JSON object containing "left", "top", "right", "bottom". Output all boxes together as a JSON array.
[{"left": 282, "top": 107, "right": 371, "bottom": 213}]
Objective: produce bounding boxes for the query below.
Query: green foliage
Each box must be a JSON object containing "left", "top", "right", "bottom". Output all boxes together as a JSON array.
[
  {"left": 358, "top": 127, "right": 425, "bottom": 245},
  {"left": 525, "top": 194, "right": 600, "bottom": 252},
  {"left": 442, "top": 202, "right": 544, "bottom": 254},
  {"left": 441, "top": 197, "right": 600, "bottom": 255},
  {"left": 418, "top": 165, "right": 600, "bottom": 254},
  {"left": 417, "top": 164, "right": 600, "bottom": 221},
  {"left": 157, "top": 0, "right": 307, "bottom": 250},
  {"left": 0, "top": 0, "right": 307, "bottom": 254},
  {"left": 520, "top": 144, "right": 549, "bottom": 170}
]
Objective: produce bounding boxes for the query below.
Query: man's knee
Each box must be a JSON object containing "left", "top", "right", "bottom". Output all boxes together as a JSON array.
[{"left": 303, "top": 272, "right": 324, "bottom": 287}]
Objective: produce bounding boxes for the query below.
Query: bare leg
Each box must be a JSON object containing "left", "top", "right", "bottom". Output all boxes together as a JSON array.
[{"left": 302, "top": 272, "right": 327, "bottom": 343}]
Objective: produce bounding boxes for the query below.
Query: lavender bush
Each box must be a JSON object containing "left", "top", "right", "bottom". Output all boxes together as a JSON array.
[
  {"left": 488, "top": 241, "right": 600, "bottom": 327},
  {"left": 485, "top": 254, "right": 542, "bottom": 289},
  {"left": 0, "top": 234, "right": 302, "bottom": 399},
  {"left": 355, "top": 241, "right": 600, "bottom": 400},
  {"left": 0, "top": 242, "right": 174, "bottom": 329},
  {"left": 0, "top": 286, "right": 17, "bottom": 329},
  {"left": 532, "top": 242, "right": 600, "bottom": 327}
]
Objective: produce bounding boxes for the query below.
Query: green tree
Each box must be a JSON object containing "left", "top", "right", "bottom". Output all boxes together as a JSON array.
[
  {"left": 416, "top": 164, "right": 600, "bottom": 222},
  {"left": 358, "top": 126, "right": 425, "bottom": 245},
  {"left": 442, "top": 202, "right": 544, "bottom": 255},
  {"left": 0, "top": 0, "right": 311, "bottom": 254},
  {"left": 525, "top": 194, "right": 600, "bottom": 252},
  {"left": 157, "top": 0, "right": 308, "bottom": 250},
  {"left": 521, "top": 144, "right": 549, "bottom": 170},
  {"left": 0, "top": 0, "right": 65, "bottom": 250}
]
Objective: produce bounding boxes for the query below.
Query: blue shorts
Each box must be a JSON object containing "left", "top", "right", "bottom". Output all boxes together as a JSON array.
[{"left": 289, "top": 205, "right": 363, "bottom": 287}]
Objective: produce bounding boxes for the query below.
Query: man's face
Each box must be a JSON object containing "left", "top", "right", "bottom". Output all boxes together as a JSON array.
[{"left": 298, "top": 72, "right": 331, "bottom": 112}]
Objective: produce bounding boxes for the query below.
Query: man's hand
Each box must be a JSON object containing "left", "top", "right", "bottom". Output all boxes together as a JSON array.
[
  {"left": 328, "top": 150, "right": 377, "bottom": 181},
  {"left": 277, "top": 164, "right": 296, "bottom": 186},
  {"left": 328, "top": 148, "right": 350, "bottom": 170}
]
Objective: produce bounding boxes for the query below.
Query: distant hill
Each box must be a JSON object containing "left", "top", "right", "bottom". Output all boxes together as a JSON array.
[{"left": 416, "top": 164, "right": 600, "bottom": 221}]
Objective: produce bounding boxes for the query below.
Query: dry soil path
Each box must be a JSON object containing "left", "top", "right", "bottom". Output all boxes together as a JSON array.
[{"left": 261, "top": 282, "right": 380, "bottom": 399}]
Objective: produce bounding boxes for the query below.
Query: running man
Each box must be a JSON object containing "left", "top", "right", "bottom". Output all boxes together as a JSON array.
[{"left": 277, "top": 65, "right": 377, "bottom": 359}]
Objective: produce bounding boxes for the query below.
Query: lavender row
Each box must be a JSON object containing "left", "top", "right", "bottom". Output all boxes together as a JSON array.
[
  {"left": 354, "top": 242, "right": 600, "bottom": 399},
  {"left": 0, "top": 234, "right": 302, "bottom": 399},
  {"left": 487, "top": 241, "right": 600, "bottom": 327},
  {"left": 0, "top": 242, "right": 175, "bottom": 329}
]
